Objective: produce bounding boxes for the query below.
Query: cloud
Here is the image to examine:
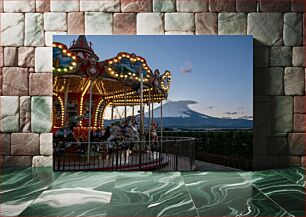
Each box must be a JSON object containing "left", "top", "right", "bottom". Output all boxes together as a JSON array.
[
  {"left": 238, "top": 115, "right": 253, "bottom": 120},
  {"left": 224, "top": 112, "right": 238, "bottom": 115},
  {"left": 180, "top": 62, "right": 193, "bottom": 73},
  {"left": 204, "top": 106, "right": 213, "bottom": 110}
]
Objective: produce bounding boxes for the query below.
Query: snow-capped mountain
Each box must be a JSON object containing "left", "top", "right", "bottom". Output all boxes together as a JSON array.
[
  {"left": 144, "top": 100, "right": 210, "bottom": 118},
  {"left": 142, "top": 100, "right": 252, "bottom": 129},
  {"left": 105, "top": 100, "right": 252, "bottom": 129}
]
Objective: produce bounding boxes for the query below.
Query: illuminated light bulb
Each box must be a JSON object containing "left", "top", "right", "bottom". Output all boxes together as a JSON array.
[
  {"left": 63, "top": 49, "right": 67, "bottom": 53},
  {"left": 109, "top": 61, "right": 113, "bottom": 64},
  {"left": 118, "top": 56, "right": 122, "bottom": 60},
  {"left": 72, "top": 56, "right": 77, "bottom": 60},
  {"left": 147, "top": 70, "right": 150, "bottom": 73},
  {"left": 122, "top": 54, "right": 126, "bottom": 57},
  {"left": 69, "top": 66, "right": 73, "bottom": 70},
  {"left": 137, "top": 57, "right": 140, "bottom": 61},
  {"left": 126, "top": 54, "right": 130, "bottom": 58},
  {"left": 58, "top": 45, "right": 63, "bottom": 49},
  {"left": 72, "top": 62, "right": 77, "bottom": 66},
  {"left": 53, "top": 44, "right": 56, "bottom": 47},
  {"left": 114, "top": 59, "right": 118, "bottom": 62},
  {"left": 140, "top": 59, "right": 144, "bottom": 62},
  {"left": 142, "top": 63, "right": 146, "bottom": 67},
  {"left": 115, "top": 74, "right": 119, "bottom": 77},
  {"left": 57, "top": 68, "right": 62, "bottom": 72},
  {"left": 108, "top": 67, "right": 112, "bottom": 71},
  {"left": 64, "top": 68, "right": 68, "bottom": 72},
  {"left": 67, "top": 53, "right": 71, "bottom": 57}
]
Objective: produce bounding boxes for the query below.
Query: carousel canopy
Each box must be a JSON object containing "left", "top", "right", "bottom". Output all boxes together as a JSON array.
[{"left": 53, "top": 35, "right": 172, "bottom": 105}]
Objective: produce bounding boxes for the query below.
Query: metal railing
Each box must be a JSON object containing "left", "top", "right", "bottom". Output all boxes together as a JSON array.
[{"left": 53, "top": 137, "right": 195, "bottom": 171}]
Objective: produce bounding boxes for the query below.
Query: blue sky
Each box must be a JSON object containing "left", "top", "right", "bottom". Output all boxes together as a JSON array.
[{"left": 54, "top": 35, "right": 253, "bottom": 119}]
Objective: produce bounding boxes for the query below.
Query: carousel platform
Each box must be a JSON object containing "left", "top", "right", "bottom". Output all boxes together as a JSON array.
[{"left": 1, "top": 167, "right": 305, "bottom": 216}]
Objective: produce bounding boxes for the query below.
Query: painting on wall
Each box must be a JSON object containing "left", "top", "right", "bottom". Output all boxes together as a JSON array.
[{"left": 52, "top": 35, "right": 253, "bottom": 171}]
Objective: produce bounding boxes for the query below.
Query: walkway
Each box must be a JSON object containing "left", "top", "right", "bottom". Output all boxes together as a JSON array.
[{"left": 0, "top": 167, "right": 305, "bottom": 216}]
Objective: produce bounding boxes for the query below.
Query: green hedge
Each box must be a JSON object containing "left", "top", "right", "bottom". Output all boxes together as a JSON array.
[{"left": 162, "top": 130, "right": 253, "bottom": 160}]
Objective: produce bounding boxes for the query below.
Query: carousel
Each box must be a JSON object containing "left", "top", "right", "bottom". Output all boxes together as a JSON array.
[{"left": 52, "top": 36, "right": 176, "bottom": 171}]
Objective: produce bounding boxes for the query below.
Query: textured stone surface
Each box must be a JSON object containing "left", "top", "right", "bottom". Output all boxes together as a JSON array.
[
  {"left": 114, "top": 13, "right": 136, "bottom": 35},
  {"left": 2, "top": 67, "right": 29, "bottom": 96},
  {"left": 3, "top": 0, "right": 35, "bottom": 12},
  {"left": 153, "top": 0, "right": 175, "bottom": 12},
  {"left": 4, "top": 47, "right": 18, "bottom": 66},
  {"left": 80, "top": 0, "right": 120, "bottom": 12},
  {"left": 36, "top": 0, "right": 50, "bottom": 12},
  {"left": 85, "top": 12, "right": 113, "bottom": 34},
  {"left": 254, "top": 68, "right": 264, "bottom": 96},
  {"left": 260, "top": 0, "right": 290, "bottom": 12},
  {"left": 0, "top": 134, "right": 10, "bottom": 155},
  {"left": 165, "top": 31, "right": 195, "bottom": 35},
  {"left": 40, "top": 133, "right": 52, "bottom": 155},
  {"left": 121, "top": 0, "right": 152, "bottom": 12},
  {"left": 165, "top": 13, "right": 195, "bottom": 31},
  {"left": 288, "top": 133, "right": 305, "bottom": 155},
  {"left": 218, "top": 13, "right": 247, "bottom": 35},
  {"left": 32, "top": 156, "right": 52, "bottom": 167},
  {"left": 195, "top": 13, "right": 217, "bottom": 35},
  {"left": 272, "top": 96, "right": 293, "bottom": 133},
  {"left": 278, "top": 156, "right": 301, "bottom": 167},
  {"left": 284, "top": 13, "right": 303, "bottom": 46},
  {"left": 4, "top": 156, "right": 32, "bottom": 167},
  {"left": 292, "top": 47, "right": 305, "bottom": 67},
  {"left": 68, "top": 12, "right": 85, "bottom": 34},
  {"left": 247, "top": 13, "right": 283, "bottom": 46},
  {"left": 236, "top": 0, "right": 256, "bottom": 12},
  {"left": 50, "top": 0, "right": 79, "bottom": 12},
  {"left": 0, "top": 13, "right": 24, "bottom": 46},
  {"left": 254, "top": 47, "right": 269, "bottom": 67},
  {"left": 0, "top": 68, "right": 2, "bottom": 95},
  {"left": 208, "top": 0, "right": 235, "bottom": 12},
  {"left": 20, "top": 96, "right": 31, "bottom": 132},
  {"left": 176, "top": 0, "right": 207, "bottom": 12},
  {"left": 18, "top": 47, "right": 35, "bottom": 67},
  {"left": 35, "top": 47, "right": 52, "bottom": 72},
  {"left": 0, "top": 96, "right": 19, "bottom": 132},
  {"left": 294, "top": 96, "right": 305, "bottom": 113},
  {"left": 11, "top": 133, "right": 39, "bottom": 155},
  {"left": 31, "top": 96, "right": 52, "bottom": 133},
  {"left": 253, "top": 156, "right": 279, "bottom": 170},
  {"left": 254, "top": 101, "right": 271, "bottom": 137},
  {"left": 268, "top": 136, "right": 288, "bottom": 156},
  {"left": 25, "top": 13, "right": 44, "bottom": 46},
  {"left": 284, "top": 67, "right": 305, "bottom": 95},
  {"left": 45, "top": 32, "right": 67, "bottom": 47},
  {"left": 44, "top": 12, "right": 67, "bottom": 31},
  {"left": 264, "top": 67, "right": 284, "bottom": 95},
  {"left": 137, "top": 13, "right": 164, "bottom": 34},
  {"left": 29, "top": 73, "right": 53, "bottom": 96},
  {"left": 291, "top": 0, "right": 305, "bottom": 12},
  {"left": 294, "top": 114, "right": 305, "bottom": 132},
  {"left": 270, "top": 46, "right": 292, "bottom": 67},
  {"left": 304, "top": 13, "right": 306, "bottom": 46},
  {"left": 0, "top": 47, "right": 3, "bottom": 67}
]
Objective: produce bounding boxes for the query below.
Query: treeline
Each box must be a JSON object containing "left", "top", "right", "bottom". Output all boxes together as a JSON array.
[{"left": 162, "top": 130, "right": 253, "bottom": 170}]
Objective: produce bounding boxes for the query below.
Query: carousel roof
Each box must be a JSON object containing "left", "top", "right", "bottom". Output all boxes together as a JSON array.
[{"left": 53, "top": 36, "right": 171, "bottom": 105}]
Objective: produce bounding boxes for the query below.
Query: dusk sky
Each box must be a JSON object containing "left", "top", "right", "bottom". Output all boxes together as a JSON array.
[{"left": 54, "top": 35, "right": 253, "bottom": 119}]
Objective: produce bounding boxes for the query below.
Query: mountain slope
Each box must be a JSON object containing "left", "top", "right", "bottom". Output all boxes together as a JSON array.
[{"left": 107, "top": 100, "right": 253, "bottom": 129}]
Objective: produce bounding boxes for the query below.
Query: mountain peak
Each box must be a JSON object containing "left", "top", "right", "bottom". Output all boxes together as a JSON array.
[{"left": 144, "top": 100, "right": 209, "bottom": 118}]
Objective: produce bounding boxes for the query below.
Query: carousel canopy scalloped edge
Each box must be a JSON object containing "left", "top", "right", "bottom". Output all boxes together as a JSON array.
[{"left": 52, "top": 38, "right": 172, "bottom": 98}]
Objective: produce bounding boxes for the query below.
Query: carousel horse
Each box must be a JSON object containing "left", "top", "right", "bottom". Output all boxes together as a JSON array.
[
  {"left": 106, "top": 116, "right": 140, "bottom": 152},
  {"left": 53, "top": 115, "right": 84, "bottom": 152},
  {"left": 151, "top": 122, "right": 159, "bottom": 151}
]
